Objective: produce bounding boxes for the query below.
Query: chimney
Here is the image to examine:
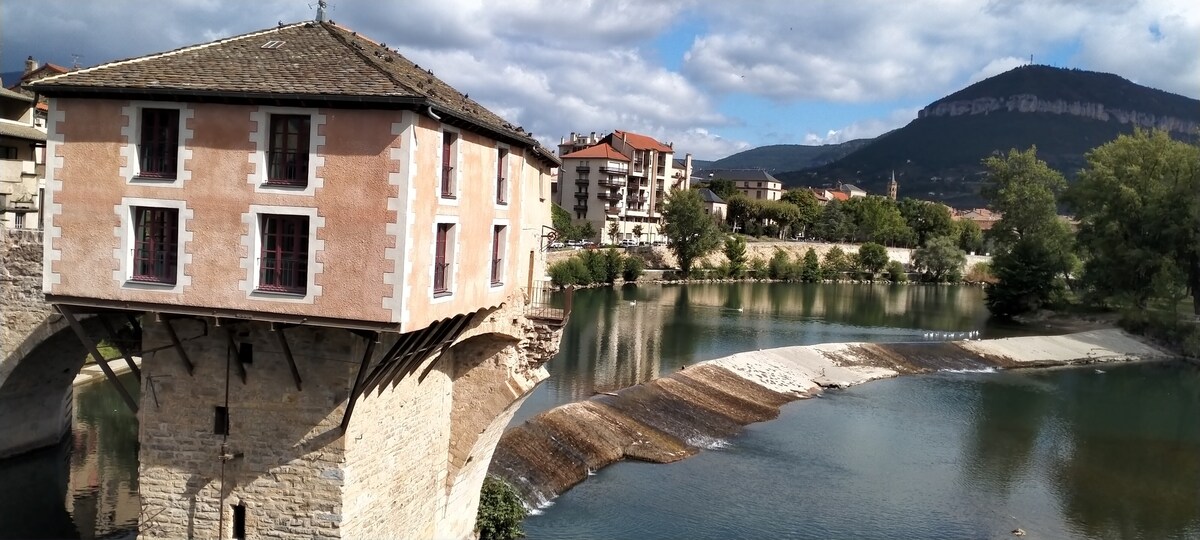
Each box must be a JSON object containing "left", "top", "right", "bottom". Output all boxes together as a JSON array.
[{"left": 24, "top": 56, "right": 37, "bottom": 74}]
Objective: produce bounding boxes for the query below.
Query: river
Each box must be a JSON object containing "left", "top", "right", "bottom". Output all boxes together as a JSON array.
[{"left": 4, "top": 282, "right": 1198, "bottom": 538}]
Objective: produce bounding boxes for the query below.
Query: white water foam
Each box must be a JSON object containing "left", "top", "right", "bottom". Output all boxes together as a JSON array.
[
  {"left": 686, "top": 435, "right": 731, "bottom": 450},
  {"left": 940, "top": 367, "right": 997, "bottom": 374}
]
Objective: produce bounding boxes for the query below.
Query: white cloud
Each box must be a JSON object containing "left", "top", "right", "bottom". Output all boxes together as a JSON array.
[{"left": 804, "top": 107, "right": 920, "bottom": 145}]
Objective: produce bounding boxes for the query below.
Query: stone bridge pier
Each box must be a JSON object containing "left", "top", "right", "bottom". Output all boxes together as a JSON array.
[{"left": 133, "top": 296, "right": 563, "bottom": 540}]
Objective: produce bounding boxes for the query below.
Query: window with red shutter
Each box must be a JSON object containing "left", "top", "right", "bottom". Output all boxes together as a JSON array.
[
  {"left": 434, "top": 223, "right": 453, "bottom": 295},
  {"left": 496, "top": 148, "right": 508, "bottom": 205},
  {"left": 259, "top": 214, "right": 309, "bottom": 293},
  {"left": 267, "top": 115, "right": 310, "bottom": 186},
  {"left": 441, "top": 132, "right": 457, "bottom": 199},
  {"left": 139, "top": 109, "right": 179, "bottom": 178},
  {"left": 132, "top": 207, "right": 179, "bottom": 283},
  {"left": 491, "top": 225, "right": 505, "bottom": 285}
]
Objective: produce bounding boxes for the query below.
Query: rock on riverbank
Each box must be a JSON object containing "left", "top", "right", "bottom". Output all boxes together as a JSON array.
[{"left": 489, "top": 330, "right": 1170, "bottom": 507}]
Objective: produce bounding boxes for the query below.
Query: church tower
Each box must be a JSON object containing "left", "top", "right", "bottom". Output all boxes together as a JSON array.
[{"left": 887, "top": 171, "right": 898, "bottom": 200}]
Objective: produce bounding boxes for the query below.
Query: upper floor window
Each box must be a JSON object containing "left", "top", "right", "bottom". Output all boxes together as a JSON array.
[
  {"left": 0, "top": 146, "right": 17, "bottom": 160},
  {"left": 132, "top": 206, "right": 179, "bottom": 283},
  {"left": 441, "top": 132, "right": 458, "bottom": 199},
  {"left": 267, "top": 115, "right": 310, "bottom": 187},
  {"left": 258, "top": 214, "right": 309, "bottom": 294},
  {"left": 491, "top": 224, "right": 507, "bottom": 286},
  {"left": 434, "top": 223, "right": 455, "bottom": 296},
  {"left": 496, "top": 148, "right": 509, "bottom": 205},
  {"left": 139, "top": 108, "right": 179, "bottom": 178}
]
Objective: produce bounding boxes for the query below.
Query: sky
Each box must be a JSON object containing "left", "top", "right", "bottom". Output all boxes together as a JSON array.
[{"left": 2, "top": 1, "right": 1198, "bottom": 161}]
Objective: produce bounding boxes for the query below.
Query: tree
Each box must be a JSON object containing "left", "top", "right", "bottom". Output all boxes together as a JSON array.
[
  {"left": 606, "top": 221, "right": 620, "bottom": 245},
  {"left": 760, "top": 200, "right": 802, "bottom": 239},
  {"left": 858, "top": 242, "right": 889, "bottom": 277},
  {"left": 550, "top": 203, "right": 581, "bottom": 240},
  {"left": 912, "top": 235, "right": 966, "bottom": 282},
  {"left": 476, "top": 476, "right": 527, "bottom": 540},
  {"left": 725, "top": 194, "right": 757, "bottom": 233},
  {"left": 801, "top": 248, "right": 822, "bottom": 282},
  {"left": 661, "top": 189, "right": 722, "bottom": 277},
  {"left": 814, "top": 199, "right": 851, "bottom": 242},
  {"left": 724, "top": 235, "right": 748, "bottom": 278},
  {"left": 632, "top": 224, "right": 644, "bottom": 244},
  {"left": 821, "top": 246, "right": 850, "bottom": 280},
  {"left": 705, "top": 178, "right": 737, "bottom": 199},
  {"left": 781, "top": 189, "right": 821, "bottom": 236},
  {"left": 899, "top": 198, "right": 953, "bottom": 247},
  {"left": 953, "top": 219, "right": 985, "bottom": 254},
  {"left": 842, "top": 196, "right": 911, "bottom": 245},
  {"left": 579, "top": 221, "right": 597, "bottom": 242},
  {"left": 981, "top": 147, "right": 1076, "bottom": 317}
]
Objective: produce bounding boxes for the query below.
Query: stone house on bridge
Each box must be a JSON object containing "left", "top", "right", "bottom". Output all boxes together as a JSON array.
[{"left": 29, "top": 16, "right": 564, "bottom": 540}]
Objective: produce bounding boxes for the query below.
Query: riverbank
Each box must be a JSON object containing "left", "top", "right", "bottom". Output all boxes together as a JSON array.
[
  {"left": 489, "top": 329, "right": 1171, "bottom": 508},
  {"left": 73, "top": 356, "right": 141, "bottom": 387}
]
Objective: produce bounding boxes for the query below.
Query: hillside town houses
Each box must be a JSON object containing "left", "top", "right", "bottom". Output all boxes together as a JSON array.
[{"left": 0, "top": 57, "right": 62, "bottom": 230}]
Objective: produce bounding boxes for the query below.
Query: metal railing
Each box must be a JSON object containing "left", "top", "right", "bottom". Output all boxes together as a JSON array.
[{"left": 525, "top": 282, "right": 572, "bottom": 324}]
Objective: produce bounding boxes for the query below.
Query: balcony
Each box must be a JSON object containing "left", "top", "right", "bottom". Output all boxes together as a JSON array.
[
  {"left": 599, "top": 190, "right": 622, "bottom": 201},
  {"left": 597, "top": 177, "right": 625, "bottom": 188},
  {"left": 626, "top": 193, "right": 646, "bottom": 204},
  {"left": 576, "top": 165, "right": 590, "bottom": 173},
  {"left": 575, "top": 177, "right": 590, "bottom": 185},
  {"left": 605, "top": 206, "right": 622, "bottom": 215},
  {"left": 599, "top": 165, "right": 627, "bottom": 175},
  {"left": 573, "top": 202, "right": 588, "bottom": 211}
]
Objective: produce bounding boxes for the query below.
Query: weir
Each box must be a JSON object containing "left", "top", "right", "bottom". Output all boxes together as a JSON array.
[{"left": 490, "top": 329, "right": 1170, "bottom": 506}]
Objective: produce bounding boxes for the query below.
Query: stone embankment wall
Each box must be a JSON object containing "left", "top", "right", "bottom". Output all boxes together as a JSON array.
[
  {"left": 548, "top": 240, "right": 991, "bottom": 272},
  {"left": 490, "top": 329, "right": 1169, "bottom": 507},
  {"left": 0, "top": 228, "right": 51, "bottom": 369},
  {"left": 918, "top": 94, "right": 1199, "bottom": 135}
]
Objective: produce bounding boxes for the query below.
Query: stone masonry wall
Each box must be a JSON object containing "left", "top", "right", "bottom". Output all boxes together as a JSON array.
[
  {"left": 0, "top": 229, "right": 51, "bottom": 372},
  {"left": 138, "top": 318, "right": 357, "bottom": 540}
]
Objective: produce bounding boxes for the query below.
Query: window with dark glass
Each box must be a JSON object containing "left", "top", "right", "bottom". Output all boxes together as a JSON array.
[
  {"left": 496, "top": 148, "right": 508, "bottom": 204},
  {"left": 258, "top": 214, "right": 309, "bottom": 293},
  {"left": 267, "top": 115, "right": 310, "bottom": 186},
  {"left": 441, "top": 132, "right": 457, "bottom": 198},
  {"left": 138, "top": 109, "right": 179, "bottom": 178},
  {"left": 491, "top": 225, "right": 505, "bottom": 285},
  {"left": 434, "top": 223, "right": 453, "bottom": 295},
  {"left": 132, "top": 207, "right": 178, "bottom": 283}
]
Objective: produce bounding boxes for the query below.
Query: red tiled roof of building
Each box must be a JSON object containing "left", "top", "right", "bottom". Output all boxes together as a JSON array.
[
  {"left": 612, "top": 130, "right": 673, "bottom": 153},
  {"left": 27, "top": 21, "right": 558, "bottom": 164},
  {"left": 829, "top": 191, "right": 850, "bottom": 201},
  {"left": 562, "top": 143, "right": 630, "bottom": 161}
]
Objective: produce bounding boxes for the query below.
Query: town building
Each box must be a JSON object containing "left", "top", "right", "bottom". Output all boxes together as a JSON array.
[
  {"left": 700, "top": 168, "right": 783, "bottom": 201},
  {"left": 556, "top": 130, "right": 687, "bottom": 243},
  {"left": 0, "top": 85, "right": 45, "bottom": 230},
  {"left": 839, "top": 182, "right": 867, "bottom": 198},
  {"left": 887, "top": 173, "right": 898, "bottom": 200},
  {"left": 953, "top": 207, "right": 1002, "bottom": 230},
  {"left": 697, "top": 188, "right": 727, "bottom": 220},
  {"left": 29, "top": 16, "right": 564, "bottom": 540}
]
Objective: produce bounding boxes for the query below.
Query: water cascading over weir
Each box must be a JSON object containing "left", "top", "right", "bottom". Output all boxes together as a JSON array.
[{"left": 490, "top": 330, "right": 1170, "bottom": 506}]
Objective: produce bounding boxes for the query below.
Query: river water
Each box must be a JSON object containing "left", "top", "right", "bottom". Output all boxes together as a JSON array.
[{"left": 4, "top": 283, "right": 1198, "bottom": 538}]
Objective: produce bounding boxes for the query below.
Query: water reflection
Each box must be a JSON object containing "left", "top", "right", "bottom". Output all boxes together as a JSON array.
[
  {"left": 530, "top": 283, "right": 994, "bottom": 413},
  {"left": 0, "top": 374, "right": 140, "bottom": 539}
]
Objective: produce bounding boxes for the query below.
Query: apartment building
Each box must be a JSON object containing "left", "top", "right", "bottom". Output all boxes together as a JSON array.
[{"left": 701, "top": 168, "right": 783, "bottom": 201}]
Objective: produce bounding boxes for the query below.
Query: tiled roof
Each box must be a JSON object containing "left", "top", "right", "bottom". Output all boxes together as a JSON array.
[
  {"left": 0, "top": 121, "right": 47, "bottom": 141},
  {"left": 562, "top": 143, "right": 629, "bottom": 161},
  {"left": 699, "top": 168, "right": 781, "bottom": 183},
  {"left": 612, "top": 130, "right": 673, "bottom": 153},
  {"left": 0, "top": 86, "right": 33, "bottom": 103},
  {"left": 840, "top": 183, "right": 865, "bottom": 192},
  {"left": 9, "top": 63, "right": 69, "bottom": 91},
  {"left": 697, "top": 188, "right": 725, "bottom": 204},
  {"left": 28, "top": 21, "right": 557, "bottom": 164},
  {"left": 830, "top": 191, "right": 850, "bottom": 201}
]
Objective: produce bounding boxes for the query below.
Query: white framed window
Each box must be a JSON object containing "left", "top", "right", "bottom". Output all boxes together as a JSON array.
[
  {"left": 240, "top": 205, "right": 324, "bottom": 303},
  {"left": 120, "top": 102, "right": 192, "bottom": 187},
  {"left": 432, "top": 215, "right": 460, "bottom": 301},
  {"left": 113, "top": 197, "right": 191, "bottom": 293},
  {"left": 248, "top": 106, "right": 325, "bottom": 196},
  {"left": 495, "top": 144, "right": 510, "bottom": 207},
  {"left": 490, "top": 220, "right": 509, "bottom": 288},
  {"left": 438, "top": 128, "right": 461, "bottom": 204}
]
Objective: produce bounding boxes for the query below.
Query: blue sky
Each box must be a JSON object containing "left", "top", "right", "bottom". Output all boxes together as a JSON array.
[{"left": 3, "top": 1, "right": 1197, "bottom": 160}]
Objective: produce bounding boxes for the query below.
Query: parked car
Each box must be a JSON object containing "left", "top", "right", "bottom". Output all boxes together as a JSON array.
[
  {"left": 549, "top": 241, "right": 565, "bottom": 249},
  {"left": 619, "top": 239, "right": 638, "bottom": 248}
]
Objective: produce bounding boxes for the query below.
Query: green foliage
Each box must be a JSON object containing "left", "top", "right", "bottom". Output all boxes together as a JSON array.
[
  {"left": 768, "top": 249, "right": 795, "bottom": 280},
  {"left": 662, "top": 189, "right": 722, "bottom": 277},
  {"left": 781, "top": 189, "right": 821, "bottom": 236},
  {"left": 857, "top": 242, "right": 889, "bottom": 276},
  {"left": 724, "top": 236, "right": 748, "bottom": 278},
  {"left": 899, "top": 198, "right": 953, "bottom": 246},
  {"left": 813, "top": 200, "right": 852, "bottom": 242},
  {"left": 842, "top": 196, "right": 913, "bottom": 245},
  {"left": 912, "top": 236, "right": 967, "bottom": 282},
  {"left": 886, "top": 260, "right": 907, "bottom": 282},
  {"left": 705, "top": 178, "right": 737, "bottom": 199},
  {"left": 953, "top": 219, "right": 985, "bottom": 254},
  {"left": 606, "top": 222, "right": 621, "bottom": 245},
  {"left": 547, "top": 258, "right": 588, "bottom": 287},
  {"left": 623, "top": 255, "right": 645, "bottom": 282},
  {"left": 964, "top": 262, "right": 996, "bottom": 284},
  {"left": 551, "top": 204, "right": 572, "bottom": 233},
  {"left": 601, "top": 248, "right": 625, "bottom": 283},
  {"left": 749, "top": 256, "right": 768, "bottom": 279},
  {"left": 1067, "top": 130, "right": 1200, "bottom": 313},
  {"left": 631, "top": 225, "right": 644, "bottom": 243},
  {"left": 821, "top": 246, "right": 850, "bottom": 280},
  {"left": 801, "top": 248, "right": 822, "bottom": 282},
  {"left": 477, "top": 475, "right": 527, "bottom": 540},
  {"left": 578, "top": 222, "right": 597, "bottom": 242},
  {"left": 982, "top": 147, "right": 1076, "bottom": 318}
]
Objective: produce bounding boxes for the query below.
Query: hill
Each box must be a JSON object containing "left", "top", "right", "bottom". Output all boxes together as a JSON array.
[
  {"left": 706, "top": 140, "right": 870, "bottom": 173},
  {"left": 780, "top": 65, "right": 1200, "bottom": 206}
]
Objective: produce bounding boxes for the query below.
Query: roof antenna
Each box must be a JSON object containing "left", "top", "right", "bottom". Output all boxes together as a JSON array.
[
  {"left": 315, "top": 0, "right": 329, "bottom": 22},
  {"left": 71, "top": 53, "right": 83, "bottom": 69}
]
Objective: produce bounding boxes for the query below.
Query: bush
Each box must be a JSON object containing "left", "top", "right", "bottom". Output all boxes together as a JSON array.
[
  {"left": 858, "top": 242, "right": 889, "bottom": 277},
  {"left": 822, "top": 246, "right": 850, "bottom": 280},
  {"left": 601, "top": 248, "right": 625, "bottom": 284},
  {"left": 724, "top": 236, "right": 748, "bottom": 278},
  {"left": 749, "top": 257, "right": 768, "bottom": 279},
  {"left": 800, "top": 248, "right": 821, "bottom": 283},
  {"left": 768, "top": 249, "right": 794, "bottom": 280},
  {"left": 623, "top": 255, "right": 645, "bottom": 281},
  {"left": 477, "top": 475, "right": 527, "bottom": 540},
  {"left": 886, "top": 260, "right": 907, "bottom": 282},
  {"left": 548, "top": 258, "right": 588, "bottom": 287},
  {"left": 964, "top": 261, "right": 996, "bottom": 284}
]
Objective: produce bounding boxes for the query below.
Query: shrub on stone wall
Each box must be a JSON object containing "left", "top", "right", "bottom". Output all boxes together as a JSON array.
[
  {"left": 886, "top": 260, "right": 907, "bottom": 282},
  {"left": 476, "top": 475, "right": 527, "bottom": 540},
  {"left": 623, "top": 256, "right": 645, "bottom": 282}
]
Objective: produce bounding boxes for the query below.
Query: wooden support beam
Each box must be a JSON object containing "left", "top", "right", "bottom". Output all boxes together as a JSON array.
[
  {"left": 125, "top": 312, "right": 143, "bottom": 339},
  {"left": 273, "top": 325, "right": 303, "bottom": 391},
  {"left": 391, "top": 317, "right": 454, "bottom": 384},
  {"left": 339, "top": 332, "right": 379, "bottom": 434},
  {"left": 359, "top": 334, "right": 408, "bottom": 394},
  {"left": 417, "top": 313, "right": 475, "bottom": 382},
  {"left": 225, "top": 330, "right": 248, "bottom": 384},
  {"left": 58, "top": 305, "right": 138, "bottom": 414},
  {"left": 99, "top": 316, "right": 141, "bottom": 382},
  {"left": 162, "top": 317, "right": 195, "bottom": 376}
]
